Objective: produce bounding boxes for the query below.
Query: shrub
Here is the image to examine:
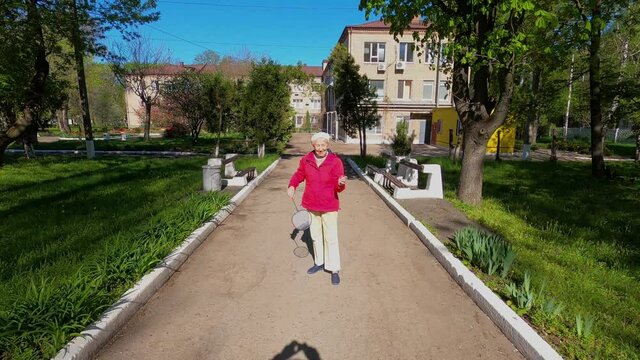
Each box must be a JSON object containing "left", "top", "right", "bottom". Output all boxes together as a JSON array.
[
  {"left": 390, "top": 120, "right": 415, "bottom": 156},
  {"left": 163, "top": 121, "right": 189, "bottom": 138},
  {"left": 452, "top": 227, "right": 516, "bottom": 278}
]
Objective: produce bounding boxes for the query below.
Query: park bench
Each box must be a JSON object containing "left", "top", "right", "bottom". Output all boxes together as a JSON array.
[
  {"left": 366, "top": 163, "right": 408, "bottom": 193},
  {"left": 392, "top": 159, "right": 444, "bottom": 199},
  {"left": 222, "top": 154, "right": 256, "bottom": 187},
  {"left": 202, "top": 154, "right": 257, "bottom": 192}
]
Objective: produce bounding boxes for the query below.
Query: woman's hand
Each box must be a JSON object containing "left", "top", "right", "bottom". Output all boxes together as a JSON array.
[
  {"left": 338, "top": 176, "right": 347, "bottom": 186},
  {"left": 287, "top": 186, "right": 295, "bottom": 198}
]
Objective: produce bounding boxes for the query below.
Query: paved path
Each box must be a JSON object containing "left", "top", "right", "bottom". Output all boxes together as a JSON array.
[{"left": 96, "top": 135, "right": 522, "bottom": 360}]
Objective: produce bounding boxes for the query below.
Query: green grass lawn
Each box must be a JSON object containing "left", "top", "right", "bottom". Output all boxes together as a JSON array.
[
  {"left": 351, "top": 155, "right": 640, "bottom": 358},
  {"left": 423, "top": 158, "right": 640, "bottom": 359},
  {"left": 18, "top": 136, "right": 244, "bottom": 154},
  {"left": 0, "top": 154, "right": 277, "bottom": 359},
  {"left": 18, "top": 132, "right": 284, "bottom": 155}
]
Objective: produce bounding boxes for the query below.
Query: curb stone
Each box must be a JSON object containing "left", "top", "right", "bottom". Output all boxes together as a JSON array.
[
  {"left": 345, "top": 157, "right": 562, "bottom": 360},
  {"left": 53, "top": 158, "right": 281, "bottom": 360}
]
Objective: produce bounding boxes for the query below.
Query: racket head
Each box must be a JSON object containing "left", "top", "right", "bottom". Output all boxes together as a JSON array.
[
  {"left": 293, "top": 246, "right": 309, "bottom": 258},
  {"left": 291, "top": 209, "right": 311, "bottom": 231}
]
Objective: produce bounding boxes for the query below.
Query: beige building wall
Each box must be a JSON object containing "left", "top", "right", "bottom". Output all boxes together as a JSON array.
[
  {"left": 290, "top": 77, "right": 322, "bottom": 129},
  {"left": 327, "top": 26, "right": 453, "bottom": 145},
  {"left": 124, "top": 74, "right": 164, "bottom": 129}
]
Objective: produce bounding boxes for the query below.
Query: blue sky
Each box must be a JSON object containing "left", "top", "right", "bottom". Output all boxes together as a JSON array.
[{"left": 116, "top": 0, "right": 376, "bottom": 66}]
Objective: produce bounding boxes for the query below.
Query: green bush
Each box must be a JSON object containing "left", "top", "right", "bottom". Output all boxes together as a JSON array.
[
  {"left": 390, "top": 120, "right": 415, "bottom": 156},
  {"left": 452, "top": 227, "right": 516, "bottom": 278}
]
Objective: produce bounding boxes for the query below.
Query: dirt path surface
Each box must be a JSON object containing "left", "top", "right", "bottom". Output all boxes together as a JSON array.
[{"left": 96, "top": 134, "right": 522, "bottom": 360}]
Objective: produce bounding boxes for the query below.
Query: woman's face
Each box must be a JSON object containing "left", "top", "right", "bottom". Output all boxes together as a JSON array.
[{"left": 312, "top": 139, "right": 329, "bottom": 157}]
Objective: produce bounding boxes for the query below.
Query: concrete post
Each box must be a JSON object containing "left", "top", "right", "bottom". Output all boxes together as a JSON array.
[
  {"left": 224, "top": 153, "right": 238, "bottom": 177},
  {"left": 203, "top": 158, "right": 222, "bottom": 192}
]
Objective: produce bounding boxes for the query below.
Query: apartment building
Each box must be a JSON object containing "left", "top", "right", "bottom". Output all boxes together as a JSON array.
[
  {"left": 323, "top": 18, "right": 454, "bottom": 144},
  {"left": 290, "top": 66, "right": 323, "bottom": 130}
]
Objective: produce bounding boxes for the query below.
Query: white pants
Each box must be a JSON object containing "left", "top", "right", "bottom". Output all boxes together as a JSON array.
[{"left": 309, "top": 211, "right": 341, "bottom": 272}]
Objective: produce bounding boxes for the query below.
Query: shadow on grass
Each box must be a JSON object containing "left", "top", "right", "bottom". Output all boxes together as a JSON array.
[{"left": 0, "top": 157, "right": 206, "bottom": 282}]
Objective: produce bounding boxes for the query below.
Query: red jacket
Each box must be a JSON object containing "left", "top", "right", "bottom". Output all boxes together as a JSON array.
[{"left": 289, "top": 151, "right": 346, "bottom": 212}]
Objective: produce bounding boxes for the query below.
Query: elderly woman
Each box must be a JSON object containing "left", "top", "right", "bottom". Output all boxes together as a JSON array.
[{"left": 288, "top": 132, "right": 347, "bottom": 285}]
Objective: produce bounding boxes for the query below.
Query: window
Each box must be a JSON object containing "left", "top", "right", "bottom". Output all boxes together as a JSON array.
[
  {"left": 438, "top": 43, "right": 451, "bottom": 67},
  {"left": 366, "top": 117, "right": 383, "bottom": 134},
  {"left": 311, "top": 116, "right": 317, "bottom": 124},
  {"left": 292, "top": 99, "right": 303, "bottom": 109},
  {"left": 422, "top": 80, "right": 434, "bottom": 102},
  {"left": 438, "top": 81, "right": 450, "bottom": 103},
  {"left": 295, "top": 115, "right": 303, "bottom": 126},
  {"left": 397, "top": 80, "right": 412, "bottom": 100},
  {"left": 425, "top": 42, "right": 437, "bottom": 65},
  {"left": 398, "top": 43, "right": 414, "bottom": 62},
  {"left": 369, "top": 80, "right": 384, "bottom": 99},
  {"left": 312, "top": 99, "right": 321, "bottom": 109},
  {"left": 364, "top": 42, "right": 386, "bottom": 63}
]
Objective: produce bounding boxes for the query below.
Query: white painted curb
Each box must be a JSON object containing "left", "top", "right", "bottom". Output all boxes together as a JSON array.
[
  {"left": 53, "top": 158, "right": 281, "bottom": 360},
  {"left": 346, "top": 158, "right": 562, "bottom": 360}
]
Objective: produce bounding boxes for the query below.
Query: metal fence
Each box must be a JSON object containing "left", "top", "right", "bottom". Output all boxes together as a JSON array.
[{"left": 558, "top": 127, "right": 636, "bottom": 143}]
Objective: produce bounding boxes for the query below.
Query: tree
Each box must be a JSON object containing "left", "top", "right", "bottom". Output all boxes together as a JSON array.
[
  {"left": 329, "top": 44, "right": 379, "bottom": 158},
  {"left": 160, "top": 72, "right": 207, "bottom": 143},
  {"left": 111, "top": 37, "right": 171, "bottom": 141},
  {"left": 202, "top": 72, "right": 235, "bottom": 156},
  {"left": 564, "top": 0, "right": 631, "bottom": 176},
  {"left": 60, "top": 0, "right": 158, "bottom": 158},
  {"left": 194, "top": 50, "right": 221, "bottom": 65},
  {"left": 239, "top": 59, "right": 294, "bottom": 158},
  {"left": 361, "top": 0, "right": 545, "bottom": 204},
  {"left": 0, "top": 0, "right": 50, "bottom": 166},
  {"left": 0, "top": 0, "right": 158, "bottom": 164},
  {"left": 302, "top": 111, "right": 312, "bottom": 133}
]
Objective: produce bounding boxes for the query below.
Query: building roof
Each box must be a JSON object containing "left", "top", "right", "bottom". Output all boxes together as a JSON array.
[
  {"left": 301, "top": 66, "right": 323, "bottom": 78},
  {"left": 338, "top": 18, "right": 429, "bottom": 44}
]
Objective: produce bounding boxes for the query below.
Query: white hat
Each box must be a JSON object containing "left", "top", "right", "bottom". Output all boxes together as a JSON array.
[{"left": 311, "top": 132, "right": 331, "bottom": 143}]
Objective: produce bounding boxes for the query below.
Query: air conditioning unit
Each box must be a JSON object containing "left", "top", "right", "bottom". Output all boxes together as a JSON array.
[
  {"left": 377, "top": 63, "right": 386, "bottom": 71},
  {"left": 395, "top": 62, "right": 406, "bottom": 70}
]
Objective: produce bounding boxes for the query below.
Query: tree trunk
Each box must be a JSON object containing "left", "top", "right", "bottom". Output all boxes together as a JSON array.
[
  {"left": 361, "top": 127, "right": 367, "bottom": 158},
  {"left": 589, "top": 0, "right": 606, "bottom": 177},
  {"left": 564, "top": 53, "right": 575, "bottom": 139},
  {"left": 215, "top": 108, "right": 222, "bottom": 157},
  {"left": 70, "top": 0, "right": 94, "bottom": 159},
  {"left": 635, "top": 133, "right": 639, "bottom": 162},
  {"left": 457, "top": 126, "right": 487, "bottom": 205},
  {"left": 526, "top": 68, "right": 541, "bottom": 145},
  {"left": 0, "top": 0, "right": 49, "bottom": 165},
  {"left": 144, "top": 102, "right": 152, "bottom": 141},
  {"left": 58, "top": 104, "right": 71, "bottom": 133}
]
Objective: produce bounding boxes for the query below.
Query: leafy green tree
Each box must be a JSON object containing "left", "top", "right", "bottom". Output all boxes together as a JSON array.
[
  {"left": 302, "top": 111, "right": 312, "bottom": 133},
  {"left": 202, "top": 72, "right": 235, "bottom": 156},
  {"left": 361, "top": 0, "right": 547, "bottom": 204},
  {"left": 391, "top": 120, "right": 415, "bottom": 156},
  {"left": 239, "top": 59, "right": 294, "bottom": 157},
  {"left": 562, "top": 0, "right": 633, "bottom": 176},
  {"left": 329, "top": 44, "right": 378, "bottom": 158},
  {"left": 0, "top": 0, "right": 158, "bottom": 163},
  {"left": 0, "top": 0, "right": 50, "bottom": 166}
]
